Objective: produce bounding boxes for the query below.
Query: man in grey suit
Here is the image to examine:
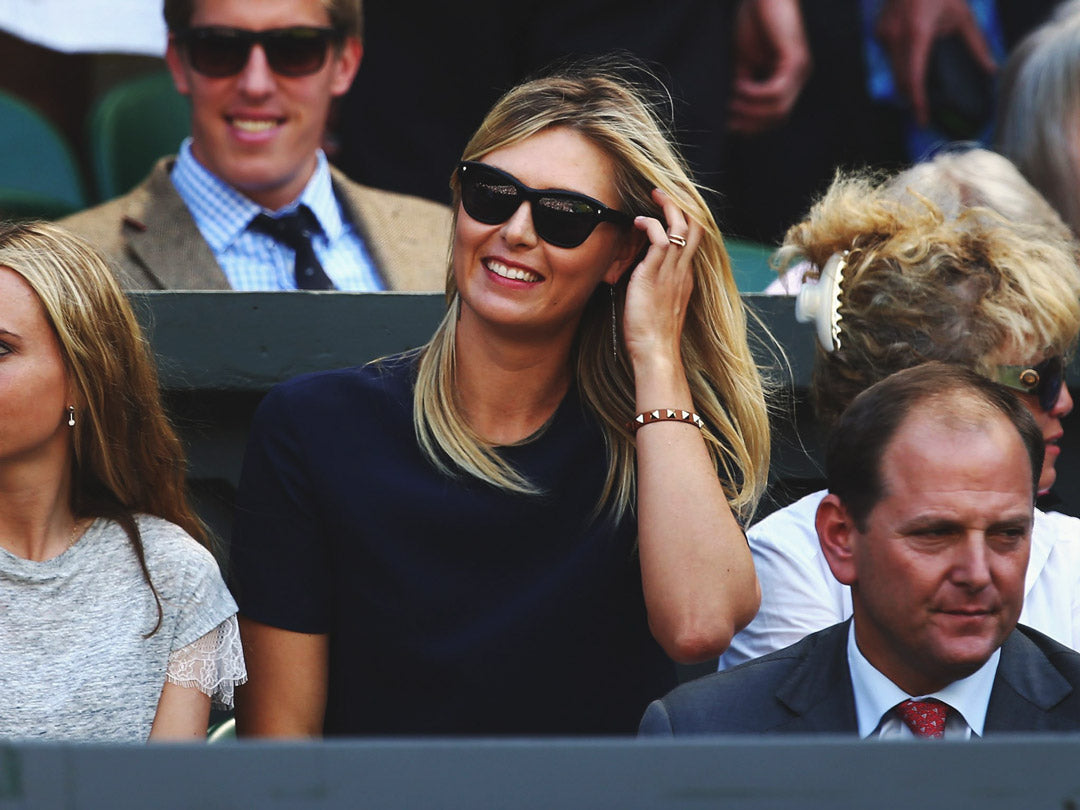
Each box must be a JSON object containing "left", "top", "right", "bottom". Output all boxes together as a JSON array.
[
  {"left": 62, "top": 0, "right": 450, "bottom": 291},
  {"left": 641, "top": 363, "right": 1080, "bottom": 738}
]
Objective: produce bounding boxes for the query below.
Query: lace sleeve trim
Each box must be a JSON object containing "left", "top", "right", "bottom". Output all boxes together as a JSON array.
[{"left": 166, "top": 615, "right": 248, "bottom": 709}]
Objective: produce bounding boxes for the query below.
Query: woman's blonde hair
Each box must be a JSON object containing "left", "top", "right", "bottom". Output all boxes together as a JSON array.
[
  {"left": 888, "top": 147, "right": 1074, "bottom": 239},
  {"left": 412, "top": 62, "right": 771, "bottom": 522},
  {"left": 0, "top": 221, "right": 207, "bottom": 632},
  {"left": 777, "top": 169, "right": 1080, "bottom": 429}
]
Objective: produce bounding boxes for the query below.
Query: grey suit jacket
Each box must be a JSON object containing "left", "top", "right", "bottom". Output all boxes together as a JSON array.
[
  {"left": 61, "top": 158, "right": 452, "bottom": 291},
  {"left": 640, "top": 621, "right": 1080, "bottom": 735}
]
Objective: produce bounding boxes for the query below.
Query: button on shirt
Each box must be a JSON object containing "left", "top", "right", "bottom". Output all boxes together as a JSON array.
[
  {"left": 847, "top": 621, "right": 1000, "bottom": 740},
  {"left": 170, "top": 139, "right": 383, "bottom": 291}
]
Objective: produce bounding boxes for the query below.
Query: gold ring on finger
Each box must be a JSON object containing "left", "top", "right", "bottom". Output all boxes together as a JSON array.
[{"left": 667, "top": 233, "right": 687, "bottom": 247}]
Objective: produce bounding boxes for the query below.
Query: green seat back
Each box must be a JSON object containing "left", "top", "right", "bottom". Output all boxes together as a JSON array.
[
  {"left": 88, "top": 71, "right": 190, "bottom": 202},
  {"left": 0, "top": 90, "right": 86, "bottom": 219},
  {"left": 725, "top": 237, "right": 778, "bottom": 292}
]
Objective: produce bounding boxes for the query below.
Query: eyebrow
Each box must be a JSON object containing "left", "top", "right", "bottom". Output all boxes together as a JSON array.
[{"left": 899, "top": 514, "right": 1032, "bottom": 535}]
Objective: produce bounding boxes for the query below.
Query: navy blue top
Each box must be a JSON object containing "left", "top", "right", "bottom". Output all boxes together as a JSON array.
[{"left": 230, "top": 352, "right": 676, "bottom": 735}]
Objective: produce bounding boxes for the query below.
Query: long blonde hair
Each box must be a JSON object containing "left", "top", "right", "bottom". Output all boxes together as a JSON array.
[
  {"left": 0, "top": 221, "right": 207, "bottom": 632},
  {"left": 412, "top": 63, "right": 771, "bottom": 522}
]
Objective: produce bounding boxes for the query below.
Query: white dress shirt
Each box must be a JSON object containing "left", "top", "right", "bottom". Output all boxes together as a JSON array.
[
  {"left": 171, "top": 138, "right": 383, "bottom": 291},
  {"left": 847, "top": 621, "right": 999, "bottom": 739}
]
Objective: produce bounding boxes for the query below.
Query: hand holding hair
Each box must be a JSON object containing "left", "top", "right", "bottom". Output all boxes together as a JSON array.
[{"left": 621, "top": 188, "right": 702, "bottom": 374}]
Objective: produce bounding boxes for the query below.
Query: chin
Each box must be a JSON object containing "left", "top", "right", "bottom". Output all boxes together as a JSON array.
[
  {"left": 1038, "top": 473, "right": 1055, "bottom": 496},
  {"left": 928, "top": 627, "right": 1004, "bottom": 671}
]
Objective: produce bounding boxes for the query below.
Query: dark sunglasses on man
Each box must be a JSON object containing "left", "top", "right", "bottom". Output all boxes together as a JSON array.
[
  {"left": 173, "top": 26, "right": 345, "bottom": 78},
  {"left": 995, "top": 355, "right": 1067, "bottom": 412},
  {"left": 457, "top": 161, "right": 634, "bottom": 249}
]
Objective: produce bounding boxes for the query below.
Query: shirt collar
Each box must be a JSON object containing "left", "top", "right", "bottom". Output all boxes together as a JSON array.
[
  {"left": 847, "top": 620, "right": 1001, "bottom": 738},
  {"left": 295, "top": 150, "right": 344, "bottom": 241},
  {"left": 171, "top": 138, "right": 343, "bottom": 250}
]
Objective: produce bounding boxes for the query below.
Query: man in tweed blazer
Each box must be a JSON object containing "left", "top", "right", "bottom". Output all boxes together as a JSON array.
[
  {"left": 62, "top": 158, "right": 450, "bottom": 291},
  {"left": 63, "top": 0, "right": 449, "bottom": 291}
]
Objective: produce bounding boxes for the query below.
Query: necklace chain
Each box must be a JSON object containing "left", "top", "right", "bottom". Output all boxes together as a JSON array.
[{"left": 64, "top": 518, "right": 85, "bottom": 553}]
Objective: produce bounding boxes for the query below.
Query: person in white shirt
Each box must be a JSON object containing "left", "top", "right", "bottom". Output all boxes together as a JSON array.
[
  {"left": 642, "top": 363, "right": 1080, "bottom": 737},
  {"left": 720, "top": 151, "right": 1080, "bottom": 670}
]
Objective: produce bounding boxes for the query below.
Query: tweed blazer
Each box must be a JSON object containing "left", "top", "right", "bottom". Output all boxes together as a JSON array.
[
  {"left": 61, "top": 158, "right": 451, "bottom": 291},
  {"left": 640, "top": 621, "right": 1080, "bottom": 735}
]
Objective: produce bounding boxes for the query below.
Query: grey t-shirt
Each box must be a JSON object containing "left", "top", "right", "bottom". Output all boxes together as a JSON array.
[{"left": 0, "top": 514, "right": 237, "bottom": 742}]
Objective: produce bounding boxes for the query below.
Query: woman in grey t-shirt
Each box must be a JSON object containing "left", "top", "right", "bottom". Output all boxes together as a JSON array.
[{"left": 0, "top": 222, "right": 245, "bottom": 742}]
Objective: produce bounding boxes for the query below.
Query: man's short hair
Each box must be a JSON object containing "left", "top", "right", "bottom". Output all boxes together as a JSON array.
[
  {"left": 164, "top": 0, "right": 363, "bottom": 40},
  {"left": 826, "top": 362, "right": 1044, "bottom": 529}
]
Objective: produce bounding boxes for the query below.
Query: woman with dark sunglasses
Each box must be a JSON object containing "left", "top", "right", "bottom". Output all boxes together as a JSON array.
[
  {"left": 720, "top": 148, "right": 1080, "bottom": 673},
  {"left": 230, "top": 62, "right": 770, "bottom": 736}
]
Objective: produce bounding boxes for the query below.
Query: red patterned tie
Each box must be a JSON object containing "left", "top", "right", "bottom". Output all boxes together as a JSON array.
[{"left": 896, "top": 699, "right": 948, "bottom": 739}]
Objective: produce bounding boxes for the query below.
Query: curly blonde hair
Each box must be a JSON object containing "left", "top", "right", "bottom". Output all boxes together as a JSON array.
[
  {"left": 412, "top": 62, "right": 772, "bottom": 522},
  {"left": 778, "top": 169, "right": 1080, "bottom": 429}
]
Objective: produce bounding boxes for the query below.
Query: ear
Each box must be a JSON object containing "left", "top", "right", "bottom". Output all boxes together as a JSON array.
[
  {"left": 601, "top": 228, "right": 647, "bottom": 286},
  {"left": 165, "top": 38, "right": 191, "bottom": 96},
  {"left": 329, "top": 37, "right": 363, "bottom": 97},
  {"left": 815, "top": 494, "right": 859, "bottom": 586}
]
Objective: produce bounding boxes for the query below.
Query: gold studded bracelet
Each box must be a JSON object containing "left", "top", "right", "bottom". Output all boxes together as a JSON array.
[{"left": 628, "top": 408, "right": 704, "bottom": 434}]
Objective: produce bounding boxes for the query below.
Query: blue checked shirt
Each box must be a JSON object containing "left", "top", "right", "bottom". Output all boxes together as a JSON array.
[{"left": 170, "top": 139, "right": 384, "bottom": 291}]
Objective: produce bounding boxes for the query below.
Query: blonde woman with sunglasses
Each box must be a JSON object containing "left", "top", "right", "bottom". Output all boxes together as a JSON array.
[{"left": 231, "top": 62, "right": 769, "bottom": 737}]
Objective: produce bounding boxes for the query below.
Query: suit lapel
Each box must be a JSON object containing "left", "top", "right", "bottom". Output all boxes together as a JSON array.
[
  {"left": 773, "top": 621, "right": 859, "bottom": 732},
  {"left": 333, "top": 167, "right": 451, "bottom": 292},
  {"left": 124, "top": 160, "right": 231, "bottom": 290},
  {"left": 985, "top": 627, "right": 1073, "bottom": 732},
  {"left": 334, "top": 168, "right": 393, "bottom": 289}
]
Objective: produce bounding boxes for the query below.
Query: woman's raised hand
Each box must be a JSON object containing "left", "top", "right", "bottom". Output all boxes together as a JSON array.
[
  {"left": 624, "top": 190, "right": 760, "bottom": 663},
  {"left": 621, "top": 189, "right": 703, "bottom": 370}
]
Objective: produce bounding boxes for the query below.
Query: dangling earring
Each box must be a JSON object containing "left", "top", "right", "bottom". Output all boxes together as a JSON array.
[
  {"left": 609, "top": 284, "right": 618, "bottom": 360},
  {"left": 67, "top": 406, "right": 75, "bottom": 427}
]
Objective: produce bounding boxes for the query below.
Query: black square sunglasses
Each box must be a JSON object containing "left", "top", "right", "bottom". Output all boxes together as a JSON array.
[
  {"left": 174, "top": 26, "right": 344, "bottom": 78},
  {"left": 457, "top": 161, "right": 634, "bottom": 249},
  {"left": 995, "top": 355, "right": 1066, "bottom": 411}
]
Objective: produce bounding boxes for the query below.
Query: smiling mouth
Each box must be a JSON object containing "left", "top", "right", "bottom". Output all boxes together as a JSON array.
[
  {"left": 485, "top": 258, "right": 541, "bottom": 283},
  {"left": 229, "top": 117, "right": 281, "bottom": 133}
]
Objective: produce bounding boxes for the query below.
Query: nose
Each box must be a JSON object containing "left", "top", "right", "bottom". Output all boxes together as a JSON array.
[
  {"left": 501, "top": 200, "right": 539, "bottom": 248},
  {"left": 1050, "top": 382, "right": 1073, "bottom": 419},
  {"left": 950, "top": 534, "right": 992, "bottom": 591},
  {"left": 236, "top": 43, "right": 276, "bottom": 97}
]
